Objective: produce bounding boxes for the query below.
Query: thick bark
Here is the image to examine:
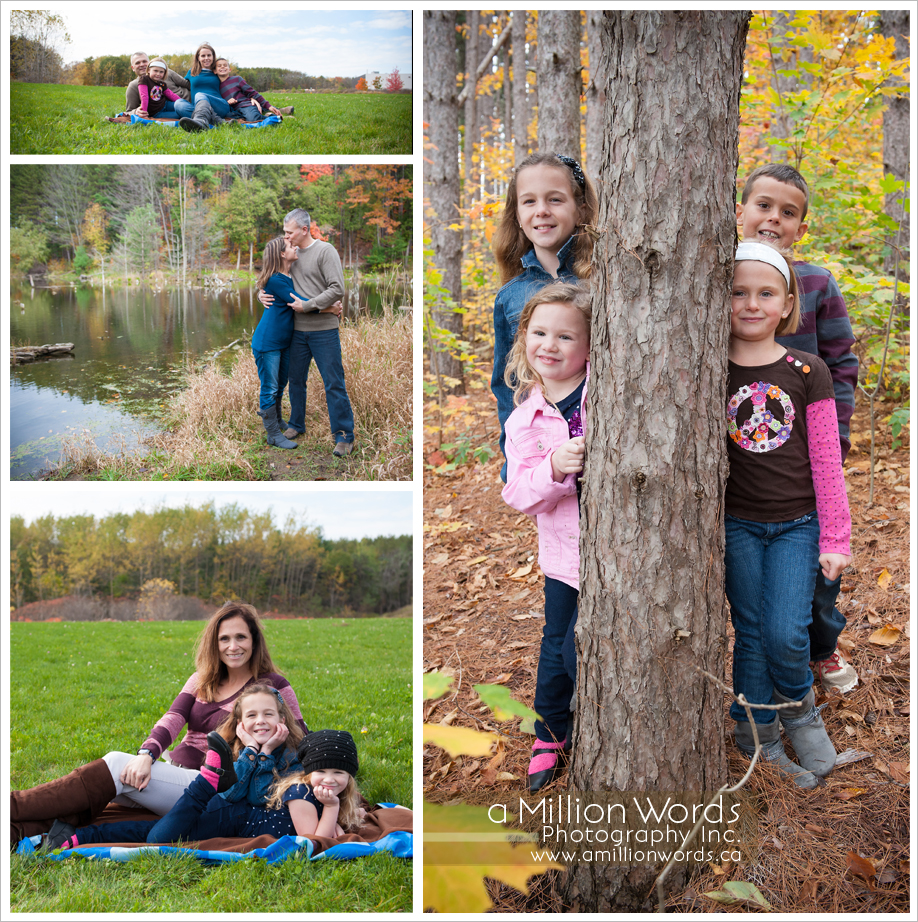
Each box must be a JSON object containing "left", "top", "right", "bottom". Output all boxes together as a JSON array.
[
  {"left": 563, "top": 11, "right": 749, "bottom": 912},
  {"left": 881, "top": 9, "right": 910, "bottom": 281},
  {"left": 512, "top": 10, "right": 530, "bottom": 165},
  {"left": 423, "top": 10, "right": 464, "bottom": 389},
  {"left": 463, "top": 10, "right": 480, "bottom": 206},
  {"left": 536, "top": 10, "right": 582, "bottom": 157},
  {"left": 584, "top": 11, "right": 606, "bottom": 179}
]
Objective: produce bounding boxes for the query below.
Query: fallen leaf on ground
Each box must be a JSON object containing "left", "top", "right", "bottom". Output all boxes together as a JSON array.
[
  {"left": 703, "top": 881, "right": 772, "bottom": 910},
  {"left": 869, "top": 624, "right": 901, "bottom": 646},
  {"left": 508, "top": 563, "right": 533, "bottom": 579},
  {"left": 877, "top": 568, "right": 892, "bottom": 589},
  {"left": 805, "top": 823, "right": 830, "bottom": 837},
  {"left": 423, "top": 723, "right": 498, "bottom": 757},
  {"left": 845, "top": 851, "right": 877, "bottom": 889},
  {"left": 797, "top": 879, "right": 819, "bottom": 902},
  {"left": 835, "top": 787, "right": 868, "bottom": 800},
  {"left": 887, "top": 761, "right": 909, "bottom": 783}
]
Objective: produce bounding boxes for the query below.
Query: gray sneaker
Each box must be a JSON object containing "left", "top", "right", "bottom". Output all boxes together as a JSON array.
[
  {"left": 333, "top": 440, "right": 354, "bottom": 457},
  {"left": 811, "top": 649, "right": 858, "bottom": 694}
]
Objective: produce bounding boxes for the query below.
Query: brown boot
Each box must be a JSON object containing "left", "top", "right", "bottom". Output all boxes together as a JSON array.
[
  {"left": 277, "top": 105, "right": 295, "bottom": 116},
  {"left": 11, "top": 758, "right": 116, "bottom": 825}
]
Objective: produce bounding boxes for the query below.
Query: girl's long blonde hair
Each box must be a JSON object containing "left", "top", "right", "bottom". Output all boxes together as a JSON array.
[
  {"left": 504, "top": 281, "right": 592, "bottom": 407},
  {"left": 256, "top": 237, "right": 288, "bottom": 291},
  {"left": 194, "top": 602, "right": 278, "bottom": 702},
  {"left": 213, "top": 683, "right": 305, "bottom": 759},
  {"left": 267, "top": 769, "right": 364, "bottom": 833},
  {"left": 492, "top": 152, "right": 598, "bottom": 286}
]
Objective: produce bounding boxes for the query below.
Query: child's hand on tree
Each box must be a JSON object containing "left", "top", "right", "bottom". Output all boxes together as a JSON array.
[
  {"left": 551, "top": 436, "right": 585, "bottom": 482},
  {"left": 819, "top": 553, "right": 851, "bottom": 582},
  {"left": 236, "top": 721, "right": 260, "bottom": 750},
  {"left": 260, "top": 722, "right": 289, "bottom": 754}
]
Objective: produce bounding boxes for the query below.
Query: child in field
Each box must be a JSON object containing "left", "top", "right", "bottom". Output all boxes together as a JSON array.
[
  {"left": 737, "top": 164, "right": 860, "bottom": 695},
  {"left": 726, "top": 241, "right": 851, "bottom": 788},
  {"left": 49, "top": 721, "right": 364, "bottom": 847},
  {"left": 490, "top": 152, "right": 598, "bottom": 483},
  {"left": 252, "top": 236, "right": 339, "bottom": 449},
  {"left": 214, "top": 58, "right": 290, "bottom": 121},
  {"left": 137, "top": 59, "right": 184, "bottom": 118},
  {"left": 501, "top": 281, "right": 591, "bottom": 792}
]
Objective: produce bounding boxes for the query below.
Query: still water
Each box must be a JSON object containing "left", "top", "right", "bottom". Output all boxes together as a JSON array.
[{"left": 9, "top": 279, "right": 403, "bottom": 479}]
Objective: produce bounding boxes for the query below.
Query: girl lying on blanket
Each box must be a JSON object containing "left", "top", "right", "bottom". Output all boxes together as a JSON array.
[{"left": 41, "top": 697, "right": 365, "bottom": 849}]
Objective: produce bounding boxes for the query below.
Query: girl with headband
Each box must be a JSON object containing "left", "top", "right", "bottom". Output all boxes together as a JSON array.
[{"left": 725, "top": 241, "right": 851, "bottom": 788}]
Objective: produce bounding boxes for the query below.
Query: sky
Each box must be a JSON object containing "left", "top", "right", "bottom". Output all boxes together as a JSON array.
[
  {"left": 5, "top": 488, "right": 414, "bottom": 540},
  {"left": 37, "top": 3, "right": 413, "bottom": 78}
]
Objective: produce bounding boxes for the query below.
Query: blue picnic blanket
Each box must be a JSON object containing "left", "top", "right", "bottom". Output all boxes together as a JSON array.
[{"left": 17, "top": 803, "right": 412, "bottom": 865}]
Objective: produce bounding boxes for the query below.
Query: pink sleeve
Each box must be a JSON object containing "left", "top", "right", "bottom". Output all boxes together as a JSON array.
[
  {"left": 165, "top": 87, "right": 181, "bottom": 101},
  {"left": 138, "top": 84, "right": 150, "bottom": 108},
  {"left": 807, "top": 398, "right": 851, "bottom": 556}
]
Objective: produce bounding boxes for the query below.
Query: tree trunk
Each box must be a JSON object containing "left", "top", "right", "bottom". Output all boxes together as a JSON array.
[
  {"left": 537, "top": 10, "right": 582, "bottom": 157},
  {"left": 584, "top": 11, "right": 606, "bottom": 179},
  {"left": 512, "top": 9, "right": 530, "bottom": 165},
  {"left": 463, "top": 10, "right": 480, "bottom": 207},
  {"left": 766, "top": 11, "right": 815, "bottom": 163},
  {"left": 562, "top": 11, "right": 749, "bottom": 912},
  {"left": 424, "top": 10, "right": 465, "bottom": 391},
  {"left": 881, "top": 9, "right": 910, "bottom": 282}
]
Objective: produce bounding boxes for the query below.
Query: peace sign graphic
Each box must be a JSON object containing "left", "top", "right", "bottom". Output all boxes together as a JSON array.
[{"left": 727, "top": 380, "right": 795, "bottom": 453}]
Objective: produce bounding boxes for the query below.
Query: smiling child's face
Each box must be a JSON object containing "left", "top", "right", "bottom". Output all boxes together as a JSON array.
[
  {"left": 215, "top": 60, "right": 230, "bottom": 78},
  {"left": 240, "top": 693, "right": 283, "bottom": 744},
  {"left": 149, "top": 66, "right": 166, "bottom": 81}
]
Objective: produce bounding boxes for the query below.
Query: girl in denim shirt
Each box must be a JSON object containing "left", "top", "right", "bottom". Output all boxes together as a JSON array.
[{"left": 490, "top": 153, "right": 598, "bottom": 481}]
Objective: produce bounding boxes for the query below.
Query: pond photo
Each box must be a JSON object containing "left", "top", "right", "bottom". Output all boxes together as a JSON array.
[{"left": 10, "top": 164, "right": 413, "bottom": 482}]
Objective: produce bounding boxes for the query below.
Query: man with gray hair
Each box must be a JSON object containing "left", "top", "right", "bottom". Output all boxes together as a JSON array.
[
  {"left": 124, "top": 52, "right": 190, "bottom": 118},
  {"left": 258, "top": 209, "right": 355, "bottom": 457}
]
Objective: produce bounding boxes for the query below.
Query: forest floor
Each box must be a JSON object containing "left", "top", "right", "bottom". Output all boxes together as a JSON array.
[{"left": 422, "top": 383, "right": 910, "bottom": 913}]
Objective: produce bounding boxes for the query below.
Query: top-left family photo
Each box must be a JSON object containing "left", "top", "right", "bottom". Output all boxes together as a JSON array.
[{"left": 9, "top": 6, "right": 413, "bottom": 155}]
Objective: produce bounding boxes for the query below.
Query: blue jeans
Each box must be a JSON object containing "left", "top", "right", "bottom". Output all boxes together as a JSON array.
[
  {"left": 725, "top": 512, "right": 819, "bottom": 725},
  {"left": 73, "top": 774, "right": 249, "bottom": 845},
  {"left": 288, "top": 329, "right": 354, "bottom": 442},
  {"left": 252, "top": 347, "right": 290, "bottom": 414},
  {"left": 534, "top": 577, "right": 578, "bottom": 743},
  {"left": 234, "top": 102, "right": 262, "bottom": 121},
  {"left": 809, "top": 567, "right": 845, "bottom": 661}
]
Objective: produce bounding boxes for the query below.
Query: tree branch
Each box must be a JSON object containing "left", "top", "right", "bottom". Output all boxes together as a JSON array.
[{"left": 457, "top": 20, "right": 512, "bottom": 106}]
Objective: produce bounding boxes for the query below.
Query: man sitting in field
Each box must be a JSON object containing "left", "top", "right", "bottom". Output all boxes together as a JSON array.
[{"left": 124, "top": 51, "right": 189, "bottom": 118}]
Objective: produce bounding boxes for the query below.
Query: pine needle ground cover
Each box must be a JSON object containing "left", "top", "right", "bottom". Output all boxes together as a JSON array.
[
  {"left": 10, "top": 618, "right": 413, "bottom": 913},
  {"left": 10, "top": 84, "right": 412, "bottom": 155}
]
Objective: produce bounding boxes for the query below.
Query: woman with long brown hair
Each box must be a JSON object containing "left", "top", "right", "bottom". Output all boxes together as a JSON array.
[
  {"left": 11, "top": 602, "right": 308, "bottom": 843},
  {"left": 174, "top": 42, "right": 234, "bottom": 131}
]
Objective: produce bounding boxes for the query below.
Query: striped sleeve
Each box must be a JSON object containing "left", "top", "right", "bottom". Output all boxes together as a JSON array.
[{"left": 140, "top": 672, "right": 201, "bottom": 760}]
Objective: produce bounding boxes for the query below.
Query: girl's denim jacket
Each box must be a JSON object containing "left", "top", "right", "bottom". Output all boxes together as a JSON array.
[
  {"left": 490, "top": 235, "right": 579, "bottom": 482},
  {"left": 220, "top": 744, "right": 300, "bottom": 806},
  {"left": 501, "top": 364, "right": 588, "bottom": 591}
]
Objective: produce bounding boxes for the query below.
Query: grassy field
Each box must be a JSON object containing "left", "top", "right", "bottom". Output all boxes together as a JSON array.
[
  {"left": 10, "top": 83, "right": 412, "bottom": 155},
  {"left": 9, "top": 618, "right": 413, "bottom": 913}
]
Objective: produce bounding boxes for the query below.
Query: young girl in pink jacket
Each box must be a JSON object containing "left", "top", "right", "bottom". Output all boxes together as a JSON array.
[{"left": 501, "top": 281, "right": 590, "bottom": 792}]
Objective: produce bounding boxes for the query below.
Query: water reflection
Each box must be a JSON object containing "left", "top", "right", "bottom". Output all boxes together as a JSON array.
[{"left": 9, "top": 279, "right": 405, "bottom": 479}]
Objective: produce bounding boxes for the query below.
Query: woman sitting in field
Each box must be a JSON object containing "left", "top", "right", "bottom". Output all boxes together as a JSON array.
[{"left": 10, "top": 602, "right": 309, "bottom": 844}]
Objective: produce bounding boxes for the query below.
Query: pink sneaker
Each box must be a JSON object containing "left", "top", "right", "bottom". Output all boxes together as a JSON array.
[{"left": 811, "top": 649, "right": 858, "bottom": 694}]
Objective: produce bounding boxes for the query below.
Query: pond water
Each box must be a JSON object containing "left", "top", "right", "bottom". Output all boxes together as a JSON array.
[{"left": 9, "top": 278, "right": 405, "bottom": 479}]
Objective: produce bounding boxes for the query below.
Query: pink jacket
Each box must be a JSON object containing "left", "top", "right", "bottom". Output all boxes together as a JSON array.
[{"left": 501, "top": 371, "right": 588, "bottom": 591}]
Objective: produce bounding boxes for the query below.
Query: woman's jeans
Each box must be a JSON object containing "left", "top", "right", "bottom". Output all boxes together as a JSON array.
[
  {"left": 252, "top": 347, "right": 290, "bottom": 413},
  {"left": 287, "top": 329, "right": 354, "bottom": 442},
  {"left": 103, "top": 751, "right": 199, "bottom": 815},
  {"left": 73, "top": 774, "right": 248, "bottom": 845},
  {"left": 725, "top": 512, "right": 820, "bottom": 725},
  {"left": 534, "top": 577, "right": 578, "bottom": 743}
]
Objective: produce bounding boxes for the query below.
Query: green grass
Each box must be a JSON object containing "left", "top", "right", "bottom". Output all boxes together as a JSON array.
[
  {"left": 10, "top": 619, "right": 413, "bottom": 913},
  {"left": 11, "top": 83, "right": 412, "bottom": 155}
]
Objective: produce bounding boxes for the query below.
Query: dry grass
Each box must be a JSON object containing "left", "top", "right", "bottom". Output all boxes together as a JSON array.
[{"left": 58, "top": 314, "right": 413, "bottom": 481}]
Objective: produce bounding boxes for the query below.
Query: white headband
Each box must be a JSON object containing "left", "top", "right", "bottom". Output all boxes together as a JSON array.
[
  {"left": 735, "top": 241, "right": 791, "bottom": 287},
  {"left": 149, "top": 59, "right": 167, "bottom": 71}
]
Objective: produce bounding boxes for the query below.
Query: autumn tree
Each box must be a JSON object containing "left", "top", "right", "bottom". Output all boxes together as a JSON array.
[
  {"left": 563, "top": 11, "right": 749, "bottom": 911},
  {"left": 81, "top": 202, "right": 110, "bottom": 283},
  {"left": 356, "top": 76, "right": 368, "bottom": 92},
  {"left": 386, "top": 67, "right": 404, "bottom": 93},
  {"left": 216, "top": 177, "right": 280, "bottom": 271},
  {"left": 10, "top": 10, "right": 70, "bottom": 83},
  {"left": 424, "top": 10, "right": 465, "bottom": 391}
]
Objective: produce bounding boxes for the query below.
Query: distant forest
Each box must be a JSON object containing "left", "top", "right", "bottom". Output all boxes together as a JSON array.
[{"left": 10, "top": 505, "right": 412, "bottom": 617}]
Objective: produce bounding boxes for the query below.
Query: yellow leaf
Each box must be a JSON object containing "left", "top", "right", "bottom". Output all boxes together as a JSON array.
[
  {"left": 423, "top": 802, "right": 561, "bottom": 914},
  {"left": 877, "top": 568, "right": 892, "bottom": 590},
  {"left": 423, "top": 723, "right": 497, "bottom": 757},
  {"left": 508, "top": 563, "right": 533, "bottom": 579},
  {"left": 868, "top": 624, "right": 901, "bottom": 646},
  {"left": 468, "top": 555, "right": 488, "bottom": 565}
]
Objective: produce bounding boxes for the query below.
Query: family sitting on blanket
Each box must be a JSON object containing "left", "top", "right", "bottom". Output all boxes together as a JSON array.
[
  {"left": 42, "top": 697, "right": 366, "bottom": 849},
  {"left": 110, "top": 44, "right": 293, "bottom": 129}
]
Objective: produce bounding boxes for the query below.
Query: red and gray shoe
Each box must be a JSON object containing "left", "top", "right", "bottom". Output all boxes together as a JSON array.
[{"left": 810, "top": 649, "right": 858, "bottom": 694}]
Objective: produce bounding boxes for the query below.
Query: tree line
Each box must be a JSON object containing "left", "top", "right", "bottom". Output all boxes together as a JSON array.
[
  {"left": 10, "top": 505, "right": 412, "bottom": 617},
  {"left": 10, "top": 163, "right": 413, "bottom": 280}
]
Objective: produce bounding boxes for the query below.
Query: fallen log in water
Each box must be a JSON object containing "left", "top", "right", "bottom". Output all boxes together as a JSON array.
[{"left": 11, "top": 343, "right": 75, "bottom": 364}]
